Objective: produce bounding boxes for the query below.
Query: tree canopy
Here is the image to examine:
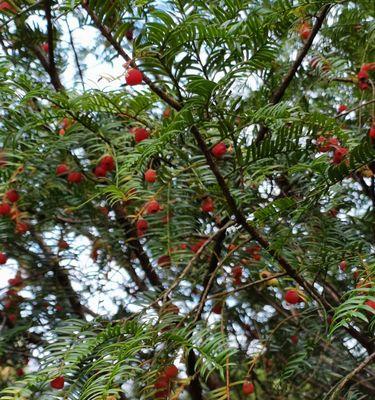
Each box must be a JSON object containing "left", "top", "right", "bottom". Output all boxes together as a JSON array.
[{"left": 0, "top": 1, "right": 374, "bottom": 400}]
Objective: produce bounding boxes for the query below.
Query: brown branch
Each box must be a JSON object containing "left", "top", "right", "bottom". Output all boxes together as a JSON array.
[
  {"left": 328, "top": 352, "right": 375, "bottom": 400},
  {"left": 81, "top": 1, "right": 181, "bottom": 111},
  {"left": 65, "top": 18, "right": 85, "bottom": 90},
  {"left": 335, "top": 99, "right": 375, "bottom": 119},
  {"left": 80, "top": 0, "right": 375, "bottom": 354},
  {"left": 113, "top": 203, "right": 165, "bottom": 290},
  {"left": 44, "top": 0, "right": 64, "bottom": 91},
  {"left": 30, "top": 229, "right": 86, "bottom": 319},
  {"left": 255, "top": 4, "right": 331, "bottom": 143}
]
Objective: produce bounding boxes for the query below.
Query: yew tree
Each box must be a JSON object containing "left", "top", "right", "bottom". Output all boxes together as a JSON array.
[{"left": 0, "top": 1, "right": 374, "bottom": 399}]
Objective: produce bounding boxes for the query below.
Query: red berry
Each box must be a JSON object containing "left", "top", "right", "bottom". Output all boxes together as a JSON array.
[
  {"left": 125, "top": 68, "right": 143, "bottom": 85},
  {"left": 146, "top": 200, "right": 161, "bottom": 214},
  {"left": 58, "top": 240, "right": 69, "bottom": 250},
  {"left": 191, "top": 239, "right": 207, "bottom": 253},
  {"left": 359, "top": 81, "right": 369, "bottom": 90},
  {"left": 361, "top": 63, "right": 375, "bottom": 72},
  {"left": 298, "top": 22, "right": 311, "bottom": 40},
  {"left": 56, "top": 164, "right": 69, "bottom": 176},
  {"left": 94, "top": 165, "right": 107, "bottom": 178},
  {"left": 16, "top": 222, "right": 29, "bottom": 234},
  {"left": 337, "top": 105, "right": 347, "bottom": 113},
  {"left": 212, "top": 303, "right": 223, "bottom": 314},
  {"left": 136, "top": 219, "right": 148, "bottom": 236},
  {"left": 0, "top": 252, "right": 7, "bottom": 264},
  {"left": 0, "top": 202, "right": 11, "bottom": 216},
  {"left": 164, "top": 365, "right": 178, "bottom": 379},
  {"left": 291, "top": 335, "right": 298, "bottom": 344},
  {"left": 232, "top": 266, "right": 242, "bottom": 279},
  {"left": 99, "top": 206, "right": 109, "bottom": 216},
  {"left": 6, "top": 189, "right": 19, "bottom": 203},
  {"left": 332, "top": 147, "right": 348, "bottom": 164},
  {"left": 67, "top": 172, "right": 83, "bottom": 183},
  {"left": 125, "top": 29, "right": 134, "bottom": 41},
  {"left": 163, "top": 108, "right": 171, "bottom": 119},
  {"left": 233, "top": 277, "right": 241, "bottom": 286},
  {"left": 358, "top": 70, "right": 369, "bottom": 80},
  {"left": 50, "top": 376, "right": 65, "bottom": 390},
  {"left": 211, "top": 142, "right": 227, "bottom": 158},
  {"left": 8, "top": 274, "right": 23, "bottom": 287},
  {"left": 339, "top": 260, "right": 347, "bottom": 272},
  {"left": 157, "top": 255, "right": 171, "bottom": 268},
  {"left": 242, "top": 381, "right": 255, "bottom": 395},
  {"left": 8, "top": 313, "right": 17, "bottom": 323},
  {"left": 0, "top": 2, "right": 16, "bottom": 12},
  {"left": 201, "top": 197, "right": 214, "bottom": 212},
  {"left": 134, "top": 127, "right": 150, "bottom": 143},
  {"left": 145, "top": 169, "right": 157, "bottom": 183},
  {"left": 41, "top": 42, "right": 49, "bottom": 52},
  {"left": 369, "top": 125, "right": 375, "bottom": 139},
  {"left": 154, "top": 389, "right": 169, "bottom": 399},
  {"left": 285, "top": 289, "right": 303, "bottom": 305},
  {"left": 16, "top": 368, "right": 24, "bottom": 377},
  {"left": 100, "top": 155, "right": 115, "bottom": 172},
  {"left": 154, "top": 377, "right": 169, "bottom": 389},
  {"left": 365, "top": 300, "right": 375, "bottom": 311}
]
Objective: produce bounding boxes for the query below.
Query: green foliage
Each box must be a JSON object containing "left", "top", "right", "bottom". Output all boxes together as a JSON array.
[{"left": 0, "top": 1, "right": 374, "bottom": 400}]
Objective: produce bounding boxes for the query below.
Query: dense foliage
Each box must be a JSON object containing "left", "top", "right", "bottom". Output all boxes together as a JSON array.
[{"left": 0, "top": 1, "right": 374, "bottom": 399}]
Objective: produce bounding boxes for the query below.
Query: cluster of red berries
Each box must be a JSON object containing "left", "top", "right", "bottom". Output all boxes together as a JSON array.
[
  {"left": 316, "top": 135, "right": 348, "bottom": 164},
  {"left": 0, "top": 190, "right": 29, "bottom": 235},
  {"left": 1, "top": 273, "right": 24, "bottom": 325},
  {"left": 232, "top": 266, "right": 243, "bottom": 286},
  {"left": 56, "top": 164, "right": 83, "bottom": 183},
  {"left": 94, "top": 155, "right": 116, "bottom": 178},
  {"left": 154, "top": 365, "right": 178, "bottom": 399},
  {"left": 245, "top": 245, "right": 262, "bottom": 261},
  {"left": 357, "top": 63, "right": 375, "bottom": 91},
  {"left": 56, "top": 156, "right": 115, "bottom": 182},
  {"left": 58, "top": 117, "right": 73, "bottom": 136}
]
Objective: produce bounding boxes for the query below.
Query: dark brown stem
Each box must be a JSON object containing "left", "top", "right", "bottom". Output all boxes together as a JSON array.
[
  {"left": 30, "top": 230, "right": 86, "bottom": 319},
  {"left": 113, "top": 203, "right": 164, "bottom": 290},
  {"left": 81, "top": 1, "right": 181, "bottom": 111},
  {"left": 44, "top": 0, "right": 64, "bottom": 91},
  {"left": 255, "top": 4, "right": 331, "bottom": 143}
]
